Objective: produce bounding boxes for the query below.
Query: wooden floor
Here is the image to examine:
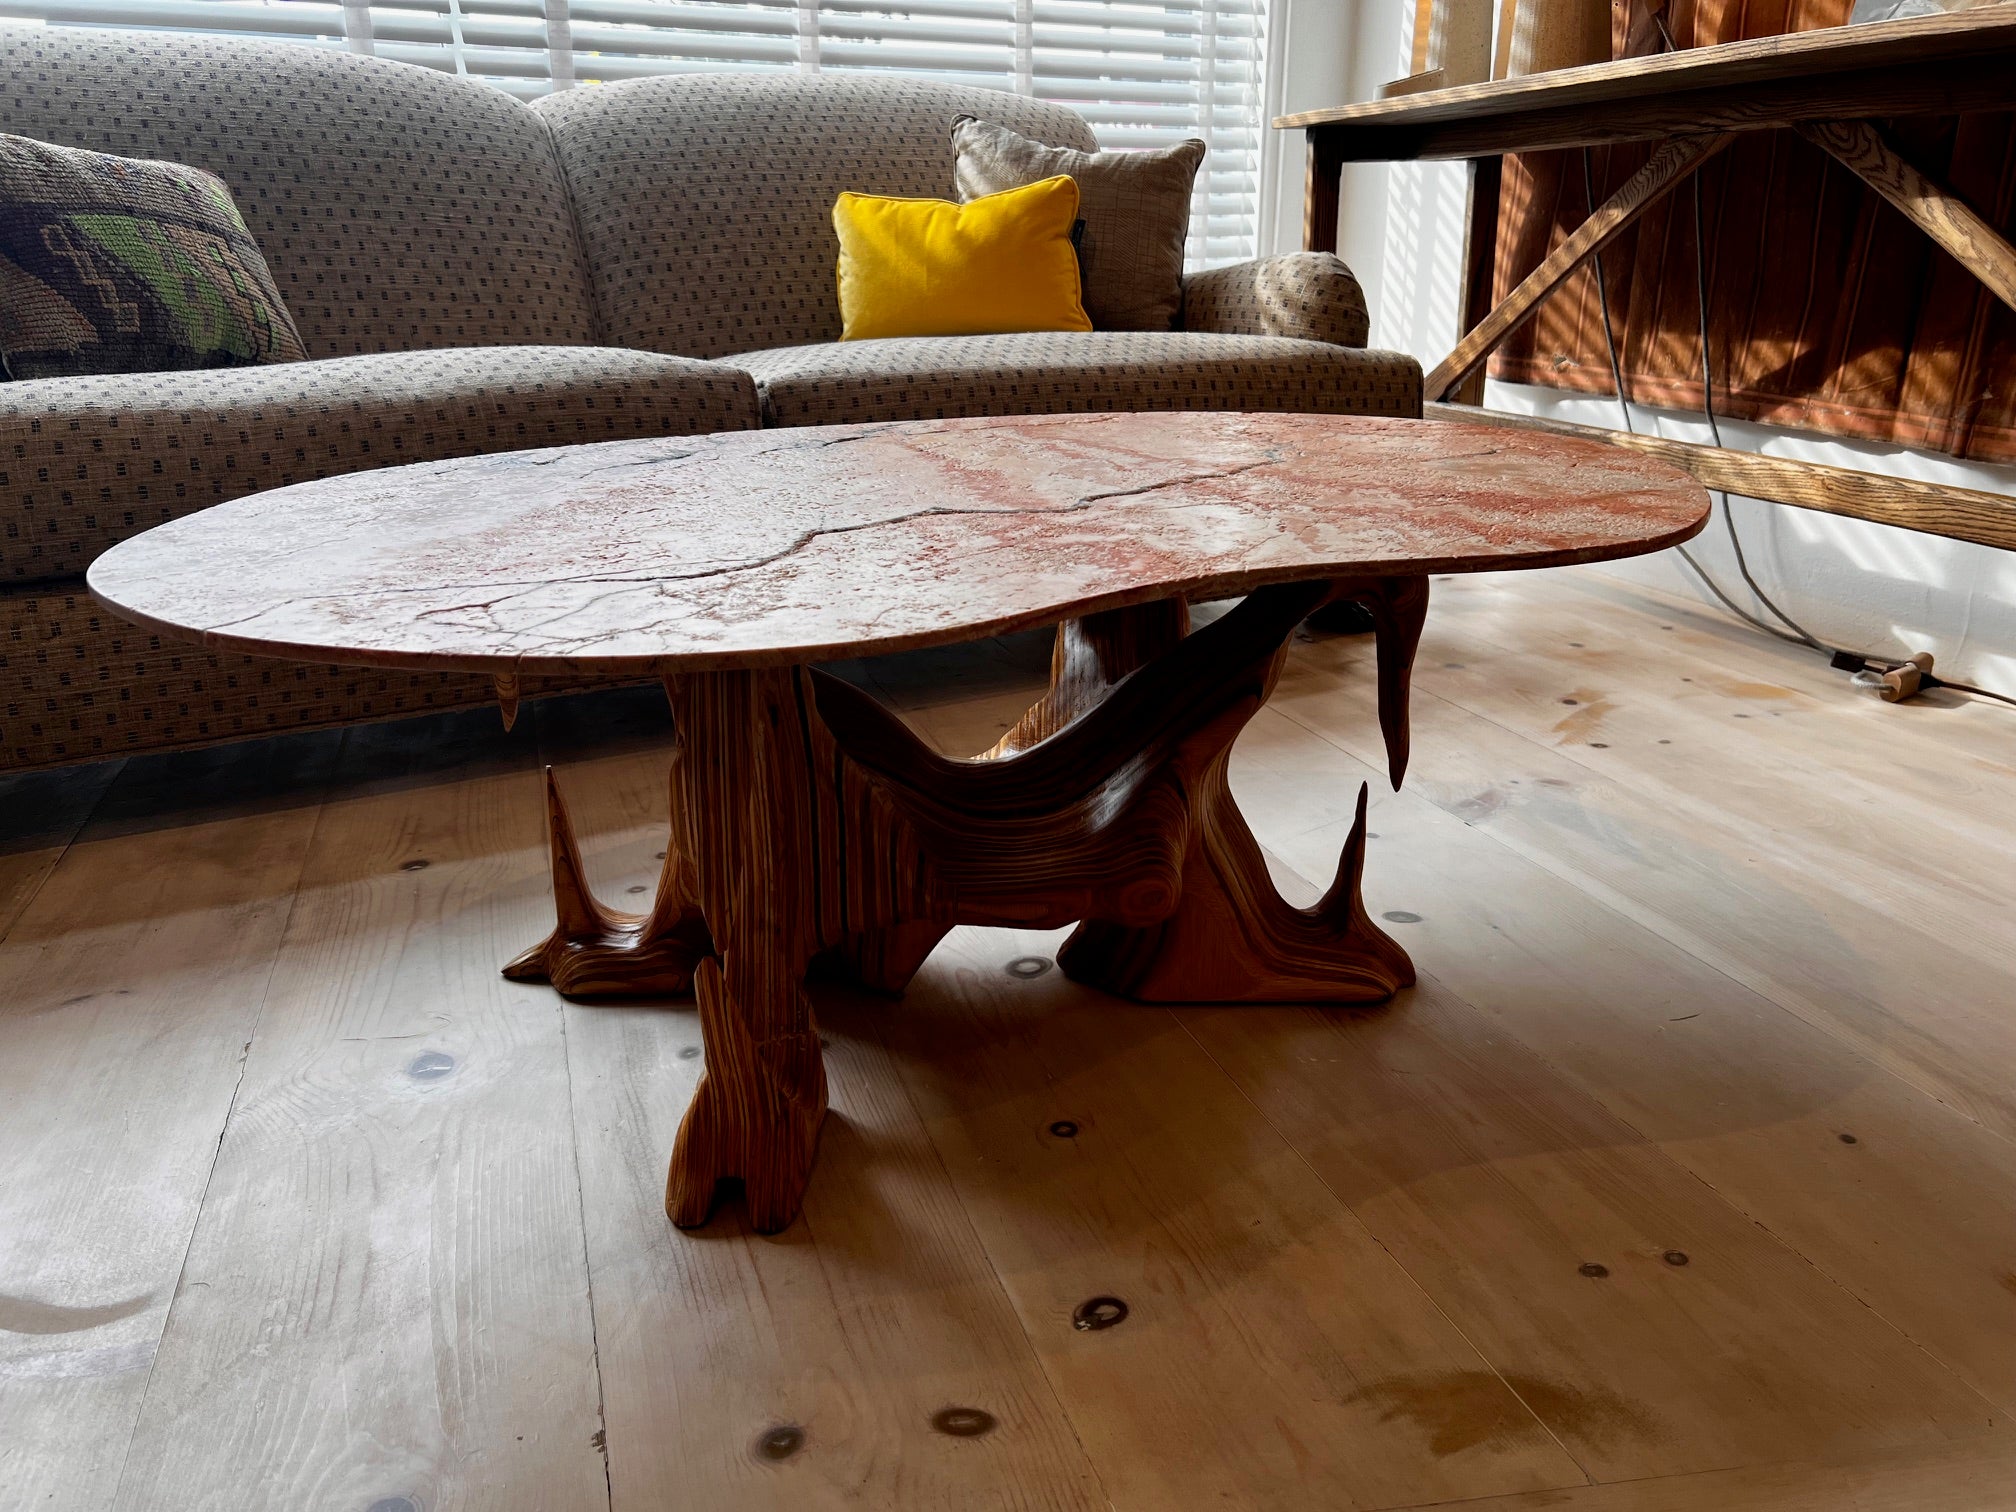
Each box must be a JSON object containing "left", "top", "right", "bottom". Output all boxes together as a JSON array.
[{"left": 5, "top": 566, "right": 2016, "bottom": 1512}]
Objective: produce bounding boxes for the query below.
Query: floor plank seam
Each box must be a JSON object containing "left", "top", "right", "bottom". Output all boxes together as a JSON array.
[
  {"left": 534, "top": 703, "right": 622, "bottom": 1512},
  {"left": 555, "top": 998, "right": 617, "bottom": 1512},
  {"left": 1422, "top": 774, "right": 2016, "bottom": 1155},
  {"left": 0, "top": 757, "right": 124, "bottom": 949},
  {"left": 102, "top": 756, "right": 338, "bottom": 1508}
]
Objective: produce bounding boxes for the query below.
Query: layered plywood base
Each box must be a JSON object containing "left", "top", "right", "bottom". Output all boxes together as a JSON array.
[{"left": 505, "top": 580, "right": 1427, "bottom": 1233}]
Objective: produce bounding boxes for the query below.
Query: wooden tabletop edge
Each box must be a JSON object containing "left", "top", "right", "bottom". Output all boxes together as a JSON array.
[{"left": 1273, "top": 10, "right": 2016, "bottom": 131}]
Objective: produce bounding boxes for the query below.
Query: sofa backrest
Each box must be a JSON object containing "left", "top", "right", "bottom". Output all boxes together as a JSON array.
[
  {"left": 535, "top": 74, "right": 1098, "bottom": 359},
  {"left": 0, "top": 26, "right": 600, "bottom": 358}
]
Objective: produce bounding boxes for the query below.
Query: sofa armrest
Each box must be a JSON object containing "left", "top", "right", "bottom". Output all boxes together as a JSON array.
[
  {"left": 1, "top": 347, "right": 759, "bottom": 587},
  {"left": 1179, "top": 252, "right": 1371, "bottom": 348}
]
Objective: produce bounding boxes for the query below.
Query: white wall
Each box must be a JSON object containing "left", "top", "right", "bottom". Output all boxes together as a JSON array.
[{"left": 1269, "top": 0, "right": 2016, "bottom": 690}]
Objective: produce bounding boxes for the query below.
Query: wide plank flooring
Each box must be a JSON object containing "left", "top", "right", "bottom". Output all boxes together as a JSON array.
[{"left": 3, "top": 566, "right": 2013, "bottom": 1512}]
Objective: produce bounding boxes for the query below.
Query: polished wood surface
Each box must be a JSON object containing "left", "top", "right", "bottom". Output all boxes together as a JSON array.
[
  {"left": 1278, "top": 9, "right": 2016, "bottom": 159},
  {"left": 510, "top": 579, "right": 1430, "bottom": 1231},
  {"left": 1795, "top": 118, "right": 2016, "bottom": 318},
  {"left": 8, "top": 568, "right": 2016, "bottom": 1510}
]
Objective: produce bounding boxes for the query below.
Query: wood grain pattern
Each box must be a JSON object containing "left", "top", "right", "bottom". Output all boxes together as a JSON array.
[
  {"left": 525, "top": 704, "right": 1110, "bottom": 1512},
  {"left": 503, "top": 766, "right": 712, "bottom": 997},
  {"left": 1458, "top": 6, "right": 2016, "bottom": 474},
  {"left": 1059, "top": 577, "right": 1425, "bottom": 1005},
  {"left": 1796, "top": 118, "right": 2016, "bottom": 316},
  {"left": 1383, "top": 573, "right": 2016, "bottom": 1144},
  {"left": 17, "top": 569, "right": 2016, "bottom": 1510},
  {"left": 514, "top": 581, "right": 1427, "bottom": 1232},
  {"left": 1422, "top": 402, "right": 2016, "bottom": 551},
  {"left": 1424, "top": 133, "right": 1735, "bottom": 401},
  {"left": 881, "top": 925, "right": 1591, "bottom": 1508},
  {"left": 0, "top": 761, "right": 116, "bottom": 945},
  {"left": 1383, "top": 1428, "right": 2016, "bottom": 1510},
  {"left": 107, "top": 714, "right": 608, "bottom": 1512},
  {"left": 886, "top": 674, "right": 2009, "bottom": 1493},
  {"left": 1279, "top": 8, "right": 2016, "bottom": 155},
  {"left": 1266, "top": 627, "right": 2016, "bottom": 1426},
  {"left": 1313, "top": 55, "right": 2016, "bottom": 162},
  {"left": 0, "top": 738, "right": 339, "bottom": 1512},
  {"left": 1237, "top": 696, "right": 2016, "bottom": 1447}
]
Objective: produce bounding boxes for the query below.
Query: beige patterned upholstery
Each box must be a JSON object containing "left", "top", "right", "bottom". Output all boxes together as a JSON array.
[
  {"left": 2, "top": 349, "right": 759, "bottom": 586},
  {"left": 0, "top": 31, "right": 1407, "bottom": 772},
  {"left": 0, "top": 27, "right": 600, "bottom": 356},
  {"left": 1182, "top": 253, "right": 1373, "bottom": 348},
  {"left": 730, "top": 333, "right": 1422, "bottom": 428},
  {"left": 0, "top": 583, "right": 607, "bottom": 770},
  {"left": 534, "top": 75, "right": 1098, "bottom": 359}
]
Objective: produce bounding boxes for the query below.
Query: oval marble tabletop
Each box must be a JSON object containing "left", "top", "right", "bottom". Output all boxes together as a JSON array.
[{"left": 88, "top": 412, "right": 1709, "bottom": 675}]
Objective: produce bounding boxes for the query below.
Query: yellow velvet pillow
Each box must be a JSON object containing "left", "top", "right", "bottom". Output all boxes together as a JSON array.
[{"left": 832, "top": 175, "right": 1093, "bottom": 341}]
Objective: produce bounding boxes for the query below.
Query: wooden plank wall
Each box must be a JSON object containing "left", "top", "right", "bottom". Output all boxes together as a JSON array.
[{"left": 1488, "top": 0, "right": 2016, "bottom": 465}]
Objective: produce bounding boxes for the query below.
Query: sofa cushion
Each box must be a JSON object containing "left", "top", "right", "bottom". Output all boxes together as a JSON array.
[
  {"left": 534, "top": 74, "right": 1098, "bottom": 360},
  {"left": 0, "top": 28, "right": 599, "bottom": 358},
  {"left": 727, "top": 332, "right": 1422, "bottom": 428},
  {"left": 1, "top": 347, "right": 758, "bottom": 586}
]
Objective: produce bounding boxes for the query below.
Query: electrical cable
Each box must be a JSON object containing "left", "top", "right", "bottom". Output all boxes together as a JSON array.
[
  {"left": 1622, "top": 14, "right": 1828, "bottom": 647},
  {"left": 1573, "top": 145, "right": 2015, "bottom": 712},
  {"left": 1577, "top": 150, "right": 1815, "bottom": 648},
  {"left": 1688, "top": 173, "right": 1829, "bottom": 651}
]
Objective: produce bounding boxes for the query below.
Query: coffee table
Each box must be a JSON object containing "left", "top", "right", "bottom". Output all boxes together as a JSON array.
[{"left": 89, "top": 412, "right": 1707, "bottom": 1233}]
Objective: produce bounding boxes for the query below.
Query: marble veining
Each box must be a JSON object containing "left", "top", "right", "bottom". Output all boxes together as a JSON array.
[{"left": 87, "top": 412, "right": 1709, "bottom": 674}]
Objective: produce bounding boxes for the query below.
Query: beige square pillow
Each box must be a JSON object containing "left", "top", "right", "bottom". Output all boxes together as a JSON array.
[{"left": 951, "top": 116, "right": 1204, "bottom": 332}]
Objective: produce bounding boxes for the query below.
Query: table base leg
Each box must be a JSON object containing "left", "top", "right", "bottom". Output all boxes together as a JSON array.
[
  {"left": 1060, "top": 769, "right": 1412, "bottom": 1004},
  {"left": 501, "top": 769, "right": 710, "bottom": 998},
  {"left": 668, "top": 957, "right": 825, "bottom": 1234},
  {"left": 506, "top": 577, "right": 1429, "bottom": 1232}
]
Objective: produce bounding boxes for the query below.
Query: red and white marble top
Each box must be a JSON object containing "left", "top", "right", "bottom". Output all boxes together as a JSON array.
[{"left": 87, "top": 412, "right": 1707, "bottom": 675}]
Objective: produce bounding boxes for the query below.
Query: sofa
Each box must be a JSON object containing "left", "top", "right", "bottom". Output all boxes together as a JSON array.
[{"left": 0, "top": 26, "right": 1421, "bottom": 772}]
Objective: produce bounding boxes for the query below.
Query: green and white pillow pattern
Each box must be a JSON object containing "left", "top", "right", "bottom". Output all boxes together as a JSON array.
[{"left": 0, "top": 132, "right": 305, "bottom": 380}]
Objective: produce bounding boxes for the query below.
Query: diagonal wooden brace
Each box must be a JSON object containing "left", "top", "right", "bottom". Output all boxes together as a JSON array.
[{"left": 1424, "top": 132, "right": 1736, "bottom": 402}]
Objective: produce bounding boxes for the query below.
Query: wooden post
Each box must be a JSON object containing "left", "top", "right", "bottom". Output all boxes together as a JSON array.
[
  {"left": 1450, "top": 155, "right": 1505, "bottom": 406},
  {"left": 1303, "top": 128, "right": 1343, "bottom": 254}
]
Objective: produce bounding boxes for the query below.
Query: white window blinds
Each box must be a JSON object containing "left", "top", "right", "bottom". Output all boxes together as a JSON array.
[{"left": 1, "top": 0, "right": 1269, "bottom": 264}]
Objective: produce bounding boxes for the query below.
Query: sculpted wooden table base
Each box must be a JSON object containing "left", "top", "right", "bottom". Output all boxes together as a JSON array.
[
  {"left": 503, "top": 576, "right": 1426, "bottom": 1234},
  {"left": 88, "top": 410, "right": 1708, "bottom": 1238}
]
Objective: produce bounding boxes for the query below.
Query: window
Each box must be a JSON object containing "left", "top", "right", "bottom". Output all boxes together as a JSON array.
[{"left": 7, "top": 0, "right": 1270, "bottom": 264}]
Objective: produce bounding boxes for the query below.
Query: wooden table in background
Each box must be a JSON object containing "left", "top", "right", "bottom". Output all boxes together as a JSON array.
[
  {"left": 1285, "top": 8, "right": 2016, "bottom": 554},
  {"left": 86, "top": 411, "right": 1706, "bottom": 1233}
]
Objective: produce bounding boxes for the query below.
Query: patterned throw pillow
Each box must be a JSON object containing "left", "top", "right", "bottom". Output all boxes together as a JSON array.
[
  {"left": 952, "top": 117, "right": 1204, "bottom": 333},
  {"left": 0, "top": 134, "right": 306, "bottom": 381}
]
